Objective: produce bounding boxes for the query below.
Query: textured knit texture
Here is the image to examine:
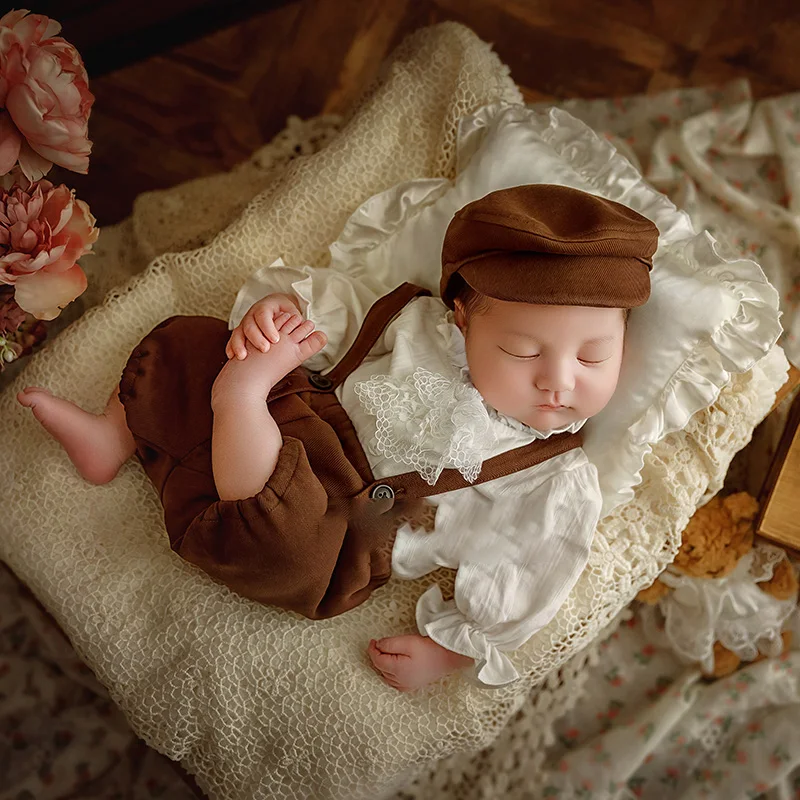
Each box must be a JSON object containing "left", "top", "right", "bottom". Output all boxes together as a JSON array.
[{"left": 0, "top": 23, "right": 788, "bottom": 800}]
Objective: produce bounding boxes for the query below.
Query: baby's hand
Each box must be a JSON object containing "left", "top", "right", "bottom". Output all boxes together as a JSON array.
[
  {"left": 226, "top": 292, "right": 301, "bottom": 360},
  {"left": 367, "top": 634, "right": 474, "bottom": 691}
]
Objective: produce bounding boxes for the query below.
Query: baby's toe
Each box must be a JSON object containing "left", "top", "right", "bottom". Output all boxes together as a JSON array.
[
  {"left": 367, "top": 643, "right": 391, "bottom": 667},
  {"left": 288, "top": 319, "right": 315, "bottom": 343},
  {"left": 17, "top": 387, "right": 49, "bottom": 407},
  {"left": 297, "top": 330, "right": 327, "bottom": 362},
  {"left": 278, "top": 314, "right": 303, "bottom": 335}
]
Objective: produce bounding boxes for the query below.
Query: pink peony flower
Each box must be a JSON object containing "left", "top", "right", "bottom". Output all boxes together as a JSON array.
[
  {"left": 0, "top": 284, "right": 25, "bottom": 332},
  {"left": 0, "top": 178, "right": 97, "bottom": 319},
  {"left": 0, "top": 9, "right": 94, "bottom": 180}
]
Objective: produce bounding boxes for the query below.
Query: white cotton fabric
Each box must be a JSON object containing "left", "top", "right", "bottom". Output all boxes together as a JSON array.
[
  {"left": 232, "top": 262, "right": 602, "bottom": 687},
  {"left": 0, "top": 23, "right": 790, "bottom": 800},
  {"left": 327, "top": 103, "right": 783, "bottom": 516}
]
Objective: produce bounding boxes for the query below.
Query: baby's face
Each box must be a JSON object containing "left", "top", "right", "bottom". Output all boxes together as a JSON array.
[{"left": 456, "top": 297, "right": 626, "bottom": 431}]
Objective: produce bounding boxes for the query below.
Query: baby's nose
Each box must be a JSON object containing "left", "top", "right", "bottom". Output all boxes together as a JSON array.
[{"left": 535, "top": 361, "right": 575, "bottom": 393}]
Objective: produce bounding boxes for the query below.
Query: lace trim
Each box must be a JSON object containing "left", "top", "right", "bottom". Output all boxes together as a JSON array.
[
  {"left": 354, "top": 367, "right": 498, "bottom": 485},
  {"left": 641, "top": 543, "right": 798, "bottom": 672}
]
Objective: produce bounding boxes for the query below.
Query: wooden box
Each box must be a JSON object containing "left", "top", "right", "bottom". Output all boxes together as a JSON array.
[{"left": 757, "top": 367, "right": 800, "bottom": 553}]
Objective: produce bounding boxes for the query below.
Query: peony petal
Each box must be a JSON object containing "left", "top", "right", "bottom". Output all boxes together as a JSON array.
[
  {"left": 0, "top": 10, "right": 30, "bottom": 30},
  {"left": 7, "top": 78, "right": 57, "bottom": 134},
  {"left": 6, "top": 199, "right": 21, "bottom": 223},
  {"left": 39, "top": 183, "right": 73, "bottom": 233},
  {"left": 17, "top": 138, "right": 52, "bottom": 181},
  {"left": 14, "top": 261, "right": 86, "bottom": 320},
  {"left": 3, "top": 247, "right": 47, "bottom": 274},
  {"left": 39, "top": 243, "right": 70, "bottom": 272},
  {"left": 13, "top": 13, "right": 61, "bottom": 48},
  {"left": 29, "top": 139, "right": 89, "bottom": 174},
  {"left": 26, "top": 249, "right": 52, "bottom": 273},
  {"left": 1, "top": 39, "right": 28, "bottom": 86},
  {"left": 7, "top": 77, "right": 58, "bottom": 143},
  {"left": 1, "top": 251, "right": 29, "bottom": 265},
  {"left": 42, "top": 18, "right": 62, "bottom": 42},
  {"left": 56, "top": 196, "right": 97, "bottom": 263},
  {"left": 24, "top": 187, "right": 42, "bottom": 219},
  {"left": 0, "top": 112, "right": 22, "bottom": 174},
  {"left": 11, "top": 224, "right": 37, "bottom": 252}
]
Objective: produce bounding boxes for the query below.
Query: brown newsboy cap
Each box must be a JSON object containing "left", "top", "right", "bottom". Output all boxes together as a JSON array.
[{"left": 440, "top": 184, "right": 659, "bottom": 309}]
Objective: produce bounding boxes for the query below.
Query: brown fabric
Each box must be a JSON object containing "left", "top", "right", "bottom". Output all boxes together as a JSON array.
[
  {"left": 375, "top": 428, "right": 583, "bottom": 502},
  {"left": 118, "top": 284, "right": 583, "bottom": 619},
  {"left": 440, "top": 184, "right": 659, "bottom": 309}
]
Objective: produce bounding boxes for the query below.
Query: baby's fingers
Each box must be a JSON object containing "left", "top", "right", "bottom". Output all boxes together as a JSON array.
[
  {"left": 253, "top": 307, "right": 281, "bottom": 344},
  {"left": 243, "top": 318, "right": 272, "bottom": 353},
  {"left": 226, "top": 328, "right": 249, "bottom": 361}
]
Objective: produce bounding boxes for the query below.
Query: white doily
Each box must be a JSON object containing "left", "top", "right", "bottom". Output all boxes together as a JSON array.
[{"left": 641, "top": 542, "right": 798, "bottom": 673}]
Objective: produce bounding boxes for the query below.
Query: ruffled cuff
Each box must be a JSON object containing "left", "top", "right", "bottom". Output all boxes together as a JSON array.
[{"left": 415, "top": 584, "right": 520, "bottom": 687}]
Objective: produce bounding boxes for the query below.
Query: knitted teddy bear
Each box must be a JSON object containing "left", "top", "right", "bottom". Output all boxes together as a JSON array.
[{"left": 637, "top": 492, "right": 798, "bottom": 678}]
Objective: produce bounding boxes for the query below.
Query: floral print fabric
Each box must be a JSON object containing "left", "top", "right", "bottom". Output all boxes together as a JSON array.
[{"left": 542, "top": 610, "right": 800, "bottom": 799}]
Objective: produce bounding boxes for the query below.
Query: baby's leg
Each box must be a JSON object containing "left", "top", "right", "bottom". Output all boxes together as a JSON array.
[
  {"left": 17, "top": 385, "right": 136, "bottom": 485},
  {"left": 211, "top": 312, "right": 327, "bottom": 502}
]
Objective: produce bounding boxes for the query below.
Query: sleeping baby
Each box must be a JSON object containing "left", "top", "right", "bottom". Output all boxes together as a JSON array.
[{"left": 17, "top": 184, "right": 658, "bottom": 690}]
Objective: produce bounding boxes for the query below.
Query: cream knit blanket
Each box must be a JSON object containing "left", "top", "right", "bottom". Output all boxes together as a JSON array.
[{"left": 0, "top": 23, "right": 787, "bottom": 800}]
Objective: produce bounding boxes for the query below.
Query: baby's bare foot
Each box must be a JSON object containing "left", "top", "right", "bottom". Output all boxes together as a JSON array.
[
  {"left": 250, "top": 312, "right": 328, "bottom": 388},
  {"left": 213, "top": 313, "right": 328, "bottom": 406},
  {"left": 271, "top": 314, "right": 328, "bottom": 372},
  {"left": 17, "top": 387, "right": 134, "bottom": 485}
]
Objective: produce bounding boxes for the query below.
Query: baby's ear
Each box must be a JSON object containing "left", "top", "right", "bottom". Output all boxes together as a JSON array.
[{"left": 453, "top": 299, "right": 467, "bottom": 332}]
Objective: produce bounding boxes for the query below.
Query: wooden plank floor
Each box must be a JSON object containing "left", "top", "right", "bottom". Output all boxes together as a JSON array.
[{"left": 52, "top": 0, "right": 800, "bottom": 226}]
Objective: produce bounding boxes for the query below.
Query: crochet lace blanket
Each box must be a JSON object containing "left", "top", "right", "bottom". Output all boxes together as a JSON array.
[{"left": 0, "top": 23, "right": 787, "bottom": 800}]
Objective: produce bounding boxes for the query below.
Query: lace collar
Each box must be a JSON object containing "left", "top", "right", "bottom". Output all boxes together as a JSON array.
[{"left": 353, "top": 309, "right": 586, "bottom": 486}]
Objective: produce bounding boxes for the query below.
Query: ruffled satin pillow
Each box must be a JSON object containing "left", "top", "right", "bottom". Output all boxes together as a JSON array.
[{"left": 326, "top": 104, "right": 782, "bottom": 516}]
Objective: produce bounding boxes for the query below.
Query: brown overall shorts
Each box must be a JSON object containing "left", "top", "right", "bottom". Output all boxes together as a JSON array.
[{"left": 118, "top": 283, "right": 583, "bottom": 619}]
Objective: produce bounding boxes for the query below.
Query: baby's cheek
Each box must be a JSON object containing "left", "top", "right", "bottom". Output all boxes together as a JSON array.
[
  {"left": 580, "top": 370, "right": 620, "bottom": 416},
  {"left": 475, "top": 367, "right": 522, "bottom": 409}
]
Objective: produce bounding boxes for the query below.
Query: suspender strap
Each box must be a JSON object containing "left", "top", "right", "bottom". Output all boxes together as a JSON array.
[
  {"left": 370, "top": 429, "right": 584, "bottom": 501},
  {"left": 324, "top": 282, "right": 431, "bottom": 388},
  {"left": 268, "top": 282, "right": 431, "bottom": 403}
]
